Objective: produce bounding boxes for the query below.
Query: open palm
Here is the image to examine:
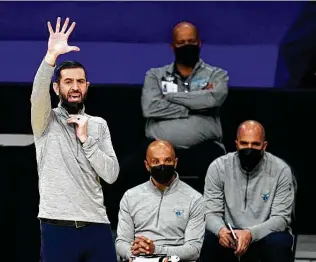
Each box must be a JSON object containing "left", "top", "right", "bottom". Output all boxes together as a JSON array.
[{"left": 47, "top": 17, "right": 79, "bottom": 56}]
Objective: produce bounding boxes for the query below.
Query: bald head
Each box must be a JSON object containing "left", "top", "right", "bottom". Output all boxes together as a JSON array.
[
  {"left": 145, "top": 140, "right": 177, "bottom": 170},
  {"left": 236, "top": 120, "right": 267, "bottom": 151},
  {"left": 237, "top": 120, "right": 265, "bottom": 140},
  {"left": 146, "top": 140, "right": 175, "bottom": 160},
  {"left": 172, "top": 21, "right": 200, "bottom": 46}
]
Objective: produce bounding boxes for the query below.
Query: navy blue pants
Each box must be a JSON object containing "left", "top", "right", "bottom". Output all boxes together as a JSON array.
[
  {"left": 40, "top": 222, "right": 117, "bottom": 262},
  {"left": 201, "top": 230, "right": 293, "bottom": 262}
]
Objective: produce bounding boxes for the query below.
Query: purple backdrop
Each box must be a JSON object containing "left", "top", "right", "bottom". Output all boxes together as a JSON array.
[{"left": 0, "top": 1, "right": 305, "bottom": 87}]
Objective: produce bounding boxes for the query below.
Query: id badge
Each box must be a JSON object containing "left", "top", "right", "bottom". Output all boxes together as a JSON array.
[{"left": 161, "top": 81, "right": 178, "bottom": 94}]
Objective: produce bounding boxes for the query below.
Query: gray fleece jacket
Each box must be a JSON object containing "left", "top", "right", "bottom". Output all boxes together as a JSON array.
[
  {"left": 31, "top": 59, "right": 119, "bottom": 223},
  {"left": 116, "top": 175, "right": 205, "bottom": 262},
  {"left": 204, "top": 152, "right": 295, "bottom": 242},
  {"left": 141, "top": 59, "right": 228, "bottom": 149}
]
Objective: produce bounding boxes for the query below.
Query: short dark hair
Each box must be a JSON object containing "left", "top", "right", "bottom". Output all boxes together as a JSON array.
[{"left": 54, "top": 60, "right": 88, "bottom": 84}]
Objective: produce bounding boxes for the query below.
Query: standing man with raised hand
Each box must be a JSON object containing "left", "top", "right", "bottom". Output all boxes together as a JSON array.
[{"left": 31, "top": 17, "right": 119, "bottom": 262}]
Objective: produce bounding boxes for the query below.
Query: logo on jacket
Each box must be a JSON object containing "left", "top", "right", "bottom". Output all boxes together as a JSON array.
[
  {"left": 191, "top": 77, "right": 209, "bottom": 89},
  {"left": 261, "top": 193, "right": 270, "bottom": 201},
  {"left": 174, "top": 209, "right": 184, "bottom": 218}
]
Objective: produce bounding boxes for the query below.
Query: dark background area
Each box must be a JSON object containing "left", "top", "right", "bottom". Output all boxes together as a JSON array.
[{"left": 1, "top": 84, "right": 316, "bottom": 260}]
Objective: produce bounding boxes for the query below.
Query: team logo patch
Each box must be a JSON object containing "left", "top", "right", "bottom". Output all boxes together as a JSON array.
[
  {"left": 191, "top": 77, "right": 209, "bottom": 89},
  {"left": 261, "top": 193, "right": 270, "bottom": 201},
  {"left": 174, "top": 209, "right": 184, "bottom": 218}
]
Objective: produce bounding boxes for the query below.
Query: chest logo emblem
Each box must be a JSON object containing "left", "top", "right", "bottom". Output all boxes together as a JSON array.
[
  {"left": 261, "top": 193, "right": 270, "bottom": 201},
  {"left": 174, "top": 209, "right": 184, "bottom": 218}
]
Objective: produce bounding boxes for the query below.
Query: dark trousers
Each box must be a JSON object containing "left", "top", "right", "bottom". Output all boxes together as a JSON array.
[
  {"left": 201, "top": 230, "right": 293, "bottom": 262},
  {"left": 40, "top": 222, "right": 117, "bottom": 262}
]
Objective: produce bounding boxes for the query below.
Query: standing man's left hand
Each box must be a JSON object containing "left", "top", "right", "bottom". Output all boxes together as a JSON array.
[
  {"left": 67, "top": 115, "right": 88, "bottom": 143},
  {"left": 234, "top": 229, "right": 252, "bottom": 257}
]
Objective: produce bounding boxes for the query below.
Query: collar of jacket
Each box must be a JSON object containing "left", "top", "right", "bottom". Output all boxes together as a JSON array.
[
  {"left": 146, "top": 172, "right": 181, "bottom": 196},
  {"left": 235, "top": 151, "right": 267, "bottom": 178},
  {"left": 166, "top": 58, "right": 204, "bottom": 75}
]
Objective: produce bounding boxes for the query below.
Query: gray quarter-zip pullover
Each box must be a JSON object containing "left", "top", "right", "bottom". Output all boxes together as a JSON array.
[
  {"left": 31, "top": 59, "right": 119, "bottom": 223},
  {"left": 204, "top": 152, "right": 295, "bottom": 242},
  {"left": 141, "top": 59, "right": 228, "bottom": 149},
  {"left": 116, "top": 175, "right": 205, "bottom": 261}
]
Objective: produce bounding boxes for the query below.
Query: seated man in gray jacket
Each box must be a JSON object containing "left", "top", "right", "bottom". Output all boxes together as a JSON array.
[
  {"left": 202, "top": 120, "right": 295, "bottom": 262},
  {"left": 116, "top": 140, "right": 205, "bottom": 262}
]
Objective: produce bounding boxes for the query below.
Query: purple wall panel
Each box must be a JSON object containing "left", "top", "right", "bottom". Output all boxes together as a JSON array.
[
  {"left": 0, "top": 2, "right": 303, "bottom": 45},
  {"left": 0, "top": 41, "right": 277, "bottom": 87},
  {"left": 0, "top": 1, "right": 305, "bottom": 87}
]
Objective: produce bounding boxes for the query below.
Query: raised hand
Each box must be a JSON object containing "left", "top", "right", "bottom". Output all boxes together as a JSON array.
[{"left": 45, "top": 17, "right": 80, "bottom": 65}]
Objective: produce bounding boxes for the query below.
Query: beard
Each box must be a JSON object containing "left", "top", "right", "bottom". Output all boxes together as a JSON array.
[{"left": 60, "top": 90, "right": 87, "bottom": 114}]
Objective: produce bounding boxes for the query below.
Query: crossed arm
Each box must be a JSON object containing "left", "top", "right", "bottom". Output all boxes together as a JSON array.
[{"left": 141, "top": 68, "right": 228, "bottom": 119}]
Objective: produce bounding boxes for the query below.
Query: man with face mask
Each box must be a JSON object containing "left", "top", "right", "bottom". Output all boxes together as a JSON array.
[
  {"left": 31, "top": 17, "right": 119, "bottom": 262},
  {"left": 139, "top": 22, "right": 228, "bottom": 194},
  {"left": 202, "top": 120, "right": 295, "bottom": 262},
  {"left": 116, "top": 140, "right": 205, "bottom": 262}
]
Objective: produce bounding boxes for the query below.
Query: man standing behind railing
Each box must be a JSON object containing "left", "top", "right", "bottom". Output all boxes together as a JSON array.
[{"left": 141, "top": 22, "right": 229, "bottom": 193}]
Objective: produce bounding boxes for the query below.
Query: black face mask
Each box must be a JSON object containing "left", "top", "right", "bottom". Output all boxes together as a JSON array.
[
  {"left": 150, "top": 164, "right": 175, "bottom": 184},
  {"left": 174, "top": 44, "right": 200, "bottom": 68},
  {"left": 238, "top": 148, "right": 263, "bottom": 173}
]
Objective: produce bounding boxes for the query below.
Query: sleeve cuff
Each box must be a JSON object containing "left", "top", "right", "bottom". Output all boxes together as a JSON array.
[
  {"left": 206, "top": 216, "right": 226, "bottom": 236},
  {"left": 125, "top": 250, "right": 132, "bottom": 260},
  {"left": 41, "top": 59, "right": 56, "bottom": 74},
  {"left": 165, "top": 93, "right": 175, "bottom": 101},
  {"left": 82, "top": 136, "right": 96, "bottom": 148},
  {"left": 154, "top": 245, "right": 164, "bottom": 255},
  {"left": 182, "top": 108, "right": 189, "bottom": 118},
  {"left": 213, "top": 223, "right": 226, "bottom": 237},
  {"left": 246, "top": 226, "right": 259, "bottom": 242}
]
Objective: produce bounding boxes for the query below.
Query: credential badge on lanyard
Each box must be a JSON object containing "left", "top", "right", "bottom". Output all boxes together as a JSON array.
[
  {"left": 166, "top": 75, "right": 174, "bottom": 82},
  {"left": 161, "top": 75, "right": 178, "bottom": 95}
]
